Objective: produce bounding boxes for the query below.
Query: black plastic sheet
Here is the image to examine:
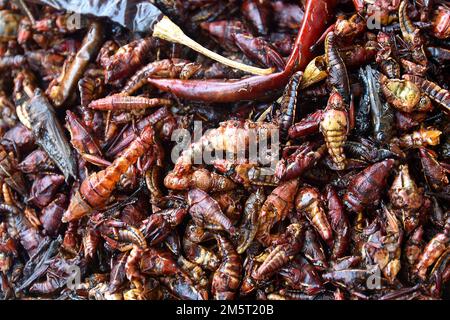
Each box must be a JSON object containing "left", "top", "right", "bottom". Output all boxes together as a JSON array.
[{"left": 27, "top": 0, "right": 163, "bottom": 33}]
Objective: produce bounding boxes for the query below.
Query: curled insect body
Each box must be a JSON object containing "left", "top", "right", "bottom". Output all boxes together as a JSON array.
[
  {"left": 40, "top": 193, "right": 68, "bottom": 237},
  {"left": 392, "top": 127, "right": 442, "bottom": 149},
  {"left": 0, "top": 204, "right": 43, "bottom": 257},
  {"left": 187, "top": 188, "right": 236, "bottom": 234},
  {"left": 139, "top": 208, "right": 188, "bottom": 246},
  {"left": 236, "top": 188, "right": 265, "bottom": 254},
  {"left": 66, "top": 110, "right": 105, "bottom": 167},
  {"left": 177, "top": 255, "right": 209, "bottom": 290},
  {"left": 29, "top": 255, "right": 85, "bottom": 295},
  {"left": 340, "top": 42, "right": 377, "bottom": 69},
  {"left": 159, "top": 273, "right": 208, "bottom": 300},
  {"left": 0, "top": 147, "right": 27, "bottom": 197},
  {"left": 402, "top": 74, "right": 450, "bottom": 115},
  {"left": 278, "top": 256, "right": 323, "bottom": 295},
  {"left": 343, "top": 159, "right": 395, "bottom": 213},
  {"left": 93, "top": 218, "right": 147, "bottom": 252},
  {"left": 253, "top": 223, "right": 304, "bottom": 280},
  {"left": 399, "top": 1, "right": 427, "bottom": 66},
  {"left": 200, "top": 20, "right": 247, "bottom": 52},
  {"left": 376, "top": 32, "right": 401, "bottom": 79},
  {"left": 389, "top": 165, "right": 424, "bottom": 233},
  {"left": 233, "top": 32, "right": 286, "bottom": 71},
  {"left": 295, "top": 187, "right": 332, "bottom": 245},
  {"left": 47, "top": 21, "right": 103, "bottom": 107},
  {"left": 108, "top": 252, "right": 129, "bottom": 294},
  {"left": 256, "top": 179, "right": 299, "bottom": 246},
  {"left": 400, "top": 59, "right": 427, "bottom": 77},
  {"left": 17, "top": 149, "right": 55, "bottom": 174},
  {"left": 29, "top": 174, "right": 65, "bottom": 208},
  {"left": 183, "top": 237, "right": 220, "bottom": 271},
  {"left": 104, "top": 38, "right": 155, "bottom": 83},
  {"left": 63, "top": 126, "right": 156, "bottom": 222},
  {"left": 288, "top": 110, "right": 323, "bottom": 139},
  {"left": 63, "top": 221, "right": 80, "bottom": 256},
  {"left": 334, "top": 13, "right": 366, "bottom": 40},
  {"left": 380, "top": 74, "right": 422, "bottom": 113},
  {"left": 364, "top": 204, "right": 403, "bottom": 283},
  {"left": 419, "top": 148, "right": 449, "bottom": 191},
  {"left": 414, "top": 219, "right": 450, "bottom": 280},
  {"left": 276, "top": 143, "right": 327, "bottom": 182},
  {"left": 404, "top": 226, "right": 424, "bottom": 274},
  {"left": 212, "top": 233, "right": 242, "bottom": 300},
  {"left": 164, "top": 168, "right": 236, "bottom": 192},
  {"left": 231, "top": 164, "right": 279, "bottom": 187},
  {"left": 213, "top": 192, "right": 243, "bottom": 224},
  {"left": 122, "top": 59, "right": 195, "bottom": 96},
  {"left": 326, "top": 185, "right": 350, "bottom": 259},
  {"left": 184, "top": 220, "right": 214, "bottom": 244},
  {"left": 173, "top": 119, "right": 278, "bottom": 175},
  {"left": 344, "top": 138, "right": 398, "bottom": 163},
  {"left": 107, "top": 107, "right": 175, "bottom": 159},
  {"left": 301, "top": 226, "right": 328, "bottom": 271},
  {"left": 431, "top": 5, "right": 450, "bottom": 39},
  {"left": 322, "top": 264, "right": 382, "bottom": 292},
  {"left": 78, "top": 68, "right": 105, "bottom": 107},
  {"left": 394, "top": 111, "right": 426, "bottom": 132},
  {"left": 129, "top": 246, "right": 182, "bottom": 279}
]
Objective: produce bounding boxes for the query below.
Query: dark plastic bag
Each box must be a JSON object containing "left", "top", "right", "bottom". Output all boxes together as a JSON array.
[{"left": 27, "top": 0, "right": 163, "bottom": 33}]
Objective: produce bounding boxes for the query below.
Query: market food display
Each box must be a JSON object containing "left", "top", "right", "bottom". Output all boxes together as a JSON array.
[{"left": 0, "top": 0, "right": 449, "bottom": 300}]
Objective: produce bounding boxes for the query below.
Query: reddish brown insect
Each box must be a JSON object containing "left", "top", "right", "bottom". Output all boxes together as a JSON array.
[
  {"left": 63, "top": 126, "right": 157, "bottom": 222},
  {"left": 343, "top": 159, "right": 395, "bottom": 213},
  {"left": 88, "top": 95, "right": 173, "bottom": 111}
]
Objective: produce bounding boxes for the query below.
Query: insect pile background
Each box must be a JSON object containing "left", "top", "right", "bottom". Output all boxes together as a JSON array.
[{"left": 0, "top": 0, "right": 449, "bottom": 300}]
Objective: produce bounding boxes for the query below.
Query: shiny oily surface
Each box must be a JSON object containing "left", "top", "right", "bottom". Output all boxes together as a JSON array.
[{"left": 0, "top": 0, "right": 449, "bottom": 300}]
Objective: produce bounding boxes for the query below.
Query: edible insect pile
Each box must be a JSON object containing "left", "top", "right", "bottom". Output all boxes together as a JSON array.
[{"left": 0, "top": 0, "right": 449, "bottom": 300}]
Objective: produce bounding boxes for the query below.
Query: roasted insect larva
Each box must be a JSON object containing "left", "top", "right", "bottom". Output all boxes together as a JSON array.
[
  {"left": 63, "top": 126, "right": 157, "bottom": 222},
  {"left": 320, "top": 91, "right": 349, "bottom": 171},
  {"left": 392, "top": 127, "right": 442, "bottom": 149},
  {"left": 164, "top": 168, "right": 236, "bottom": 193},
  {"left": 403, "top": 74, "right": 450, "bottom": 115},
  {"left": 253, "top": 223, "right": 304, "bottom": 280},
  {"left": 389, "top": 165, "right": 425, "bottom": 233},
  {"left": 343, "top": 159, "right": 395, "bottom": 213},
  {"left": 211, "top": 233, "right": 242, "bottom": 300},
  {"left": 0, "top": 0, "right": 448, "bottom": 301},
  {"left": 104, "top": 38, "right": 155, "bottom": 83},
  {"left": 278, "top": 71, "right": 302, "bottom": 142},
  {"left": 187, "top": 188, "right": 236, "bottom": 235},
  {"left": 295, "top": 187, "right": 332, "bottom": 245},
  {"left": 325, "top": 32, "right": 350, "bottom": 104},
  {"left": 256, "top": 179, "right": 299, "bottom": 246}
]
